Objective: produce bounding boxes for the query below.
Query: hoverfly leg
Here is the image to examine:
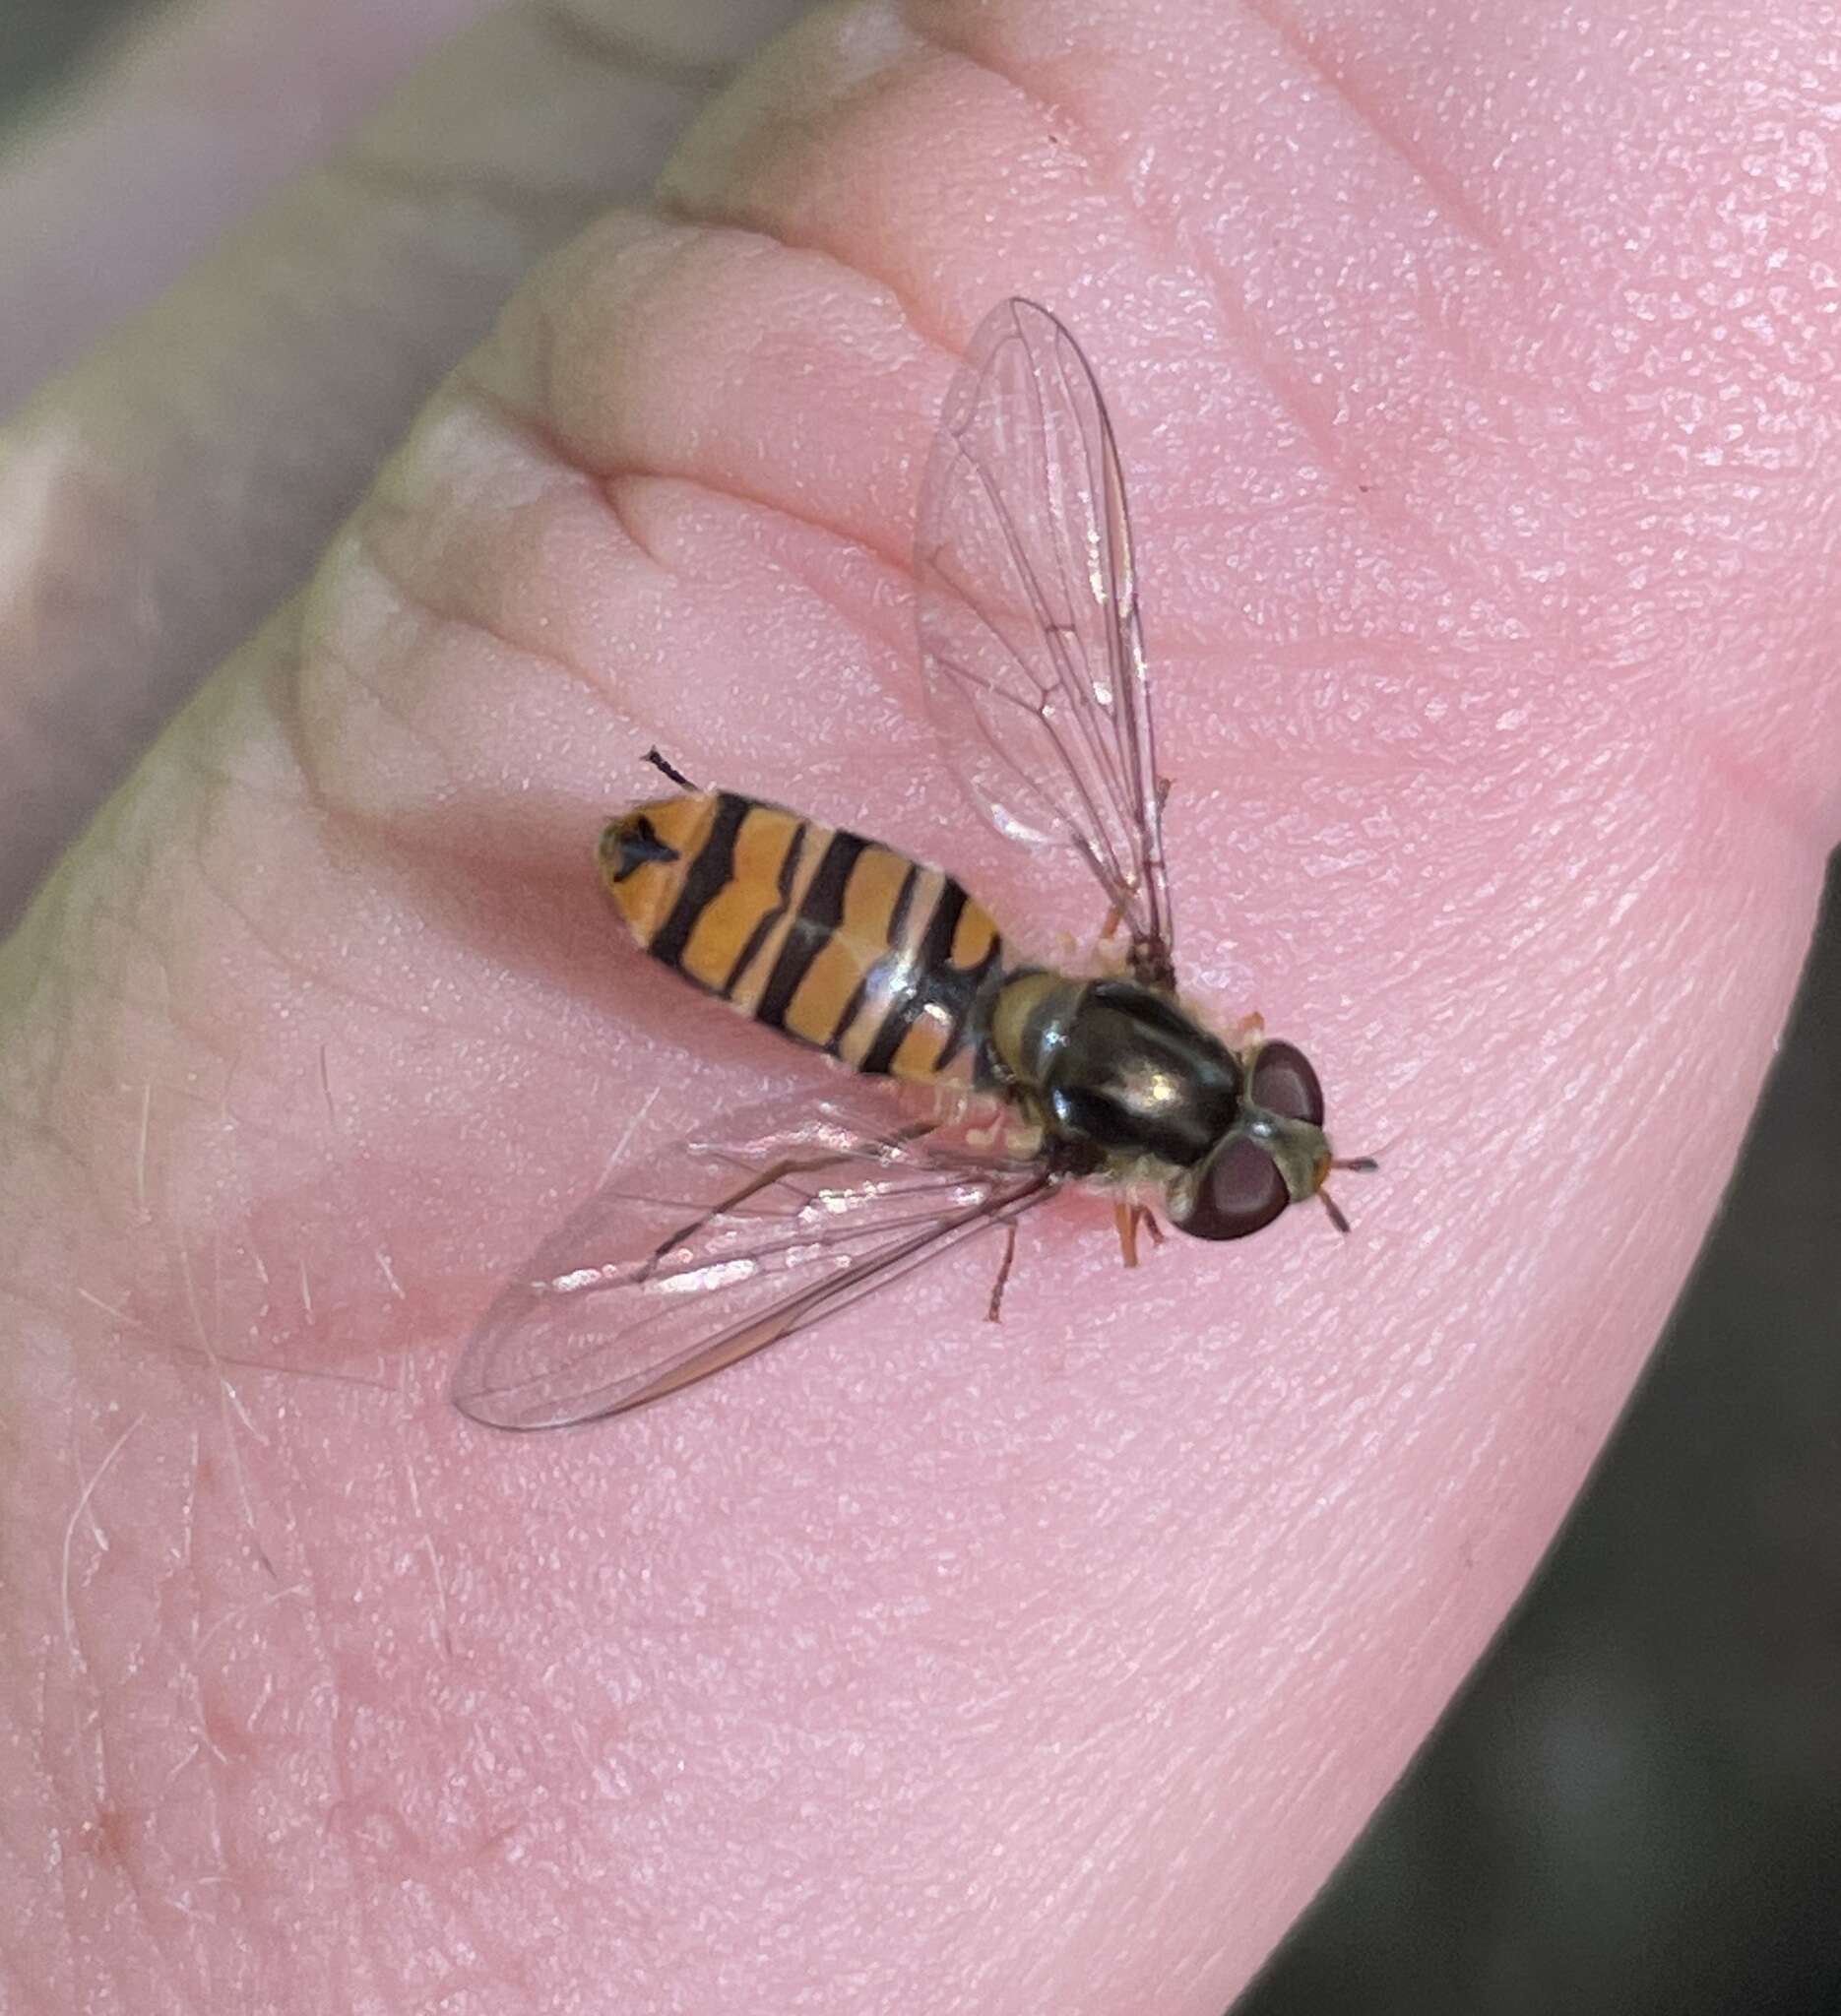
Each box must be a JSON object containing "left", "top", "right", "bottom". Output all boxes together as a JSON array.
[
  {"left": 1113, "top": 1199, "right": 1141, "bottom": 1269},
  {"left": 985, "top": 1220, "right": 1020, "bottom": 1323},
  {"left": 1112, "top": 1202, "right": 1162, "bottom": 1266}
]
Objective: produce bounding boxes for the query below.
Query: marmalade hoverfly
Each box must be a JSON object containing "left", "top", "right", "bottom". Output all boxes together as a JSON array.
[{"left": 453, "top": 298, "right": 1373, "bottom": 1430}]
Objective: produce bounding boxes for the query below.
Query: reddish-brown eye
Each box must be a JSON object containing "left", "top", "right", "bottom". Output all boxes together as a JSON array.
[
  {"left": 1250, "top": 1040, "right": 1323, "bottom": 1126},
  {"left": 1179, "top": 1136, "right": 1290, "bottom": 1241}
]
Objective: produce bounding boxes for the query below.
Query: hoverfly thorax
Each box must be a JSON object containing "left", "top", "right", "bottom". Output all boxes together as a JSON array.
[{"left": 1007, "top": 976, "right": 1240, "bottom": 1165}]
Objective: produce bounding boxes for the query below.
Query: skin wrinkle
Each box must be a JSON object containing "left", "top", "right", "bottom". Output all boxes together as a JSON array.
[
  {"left": 458, "top": 348, "right": 903, "bottom": 650},
  {"left": 331, "top": 412, "right": 618, "bottom": 747},
  {"left": 593, "top": 466, "right": 666, "bottom": 587},
  {"left": 172, "top": 743, "right": 313, "bottom": 832},
  {"left": 493, "top": 223, "right": 931, "bottom": 571},
  {"left": 198, "top": 676, "right": 652, "bottom": 1068},
  {"left": 1234, "top": 0, "right": 1518, "bottom": 270},
  {"left": 911, "top": 4, "right": 1841, "bottom": 777},
  {"left": 0, "top": 1014, "right": 87, "bottom": 1174},
  {"left": 370, "top": 367, "right": 729, "bottom": 686},
  {"left": 292, "top": 606, "right": 473, "bottom": 808},
  {"left": 348, "top": 323, "right": 929, "bottom": 768},
  {"left": 0, "top": 0, "right": 817, "bottom": 934},
  {"left": 705, "top": 489, "right": 916, "bottom": 672},
  {"left": 252, "top": 820, "right": 632, "bottom": 1078},
  {"left": 652, "top": 96, "right": 950, "bottom": 352},
  {"left": 480, "top": 205, "right": 1470, "bottom": 829},
  {"left": 890, "top": 8, "right": 1371, "bottom": 492},
  {"left": 71, "top": 799, "right": 173, "bottom": 982},
  {"left": 734, "top": 11, "right": 1551, "bottom": 680},
  {"left": 348, "top": 478, "right": 620, "bottom": 713},
  {"left": 176, "top": 850, "right": 322, "bottom": 1040},
  {"left": 46, "top": 924, "right": 180, "bottom": 1077},
  {"left": 1108, "top": 128, "right": 1538, "bottom": 635},
  {"left": 185, "top": 842, "right": 342, "bottom": 1019}
]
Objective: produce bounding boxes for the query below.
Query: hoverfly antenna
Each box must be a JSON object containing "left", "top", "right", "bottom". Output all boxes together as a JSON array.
[{"left": 1318, "top": 1154, "right": 1378, "bottom": 1236}]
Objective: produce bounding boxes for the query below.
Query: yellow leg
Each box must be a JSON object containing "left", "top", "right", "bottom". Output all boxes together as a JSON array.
[
  {"left": 1111, "top": 1203, "right": 1165, "bottom": 1266},
  {"left": 1114, "top": 1200, "right": 1142, "bottom": 1269}
]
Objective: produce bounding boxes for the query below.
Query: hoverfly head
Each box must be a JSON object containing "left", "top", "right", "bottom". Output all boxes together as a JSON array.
[{"left": 1170, "top": 1040, "right": 1376, "bottom": 1240}]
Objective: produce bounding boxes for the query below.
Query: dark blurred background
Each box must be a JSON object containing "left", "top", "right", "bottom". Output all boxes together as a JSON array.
[
  {"left": 7, "top": 7, "right": 1839, "bottom": 2012},
  {"left": 2, "top": 0, "right": 130, "bottom": 107}
]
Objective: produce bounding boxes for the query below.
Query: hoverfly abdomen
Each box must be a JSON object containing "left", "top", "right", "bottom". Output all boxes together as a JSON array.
[{"left": 601, "top": 789, "right": 1008, "bottom": 1088}]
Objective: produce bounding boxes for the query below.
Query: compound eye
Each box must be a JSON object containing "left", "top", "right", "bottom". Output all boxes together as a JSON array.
[
  {"left": 1179, "top": 1136, "right": 1290, "bottom": 1241},
  {"left": 1249, "top": 1040, "right": 1324, "bottom": 1126}
]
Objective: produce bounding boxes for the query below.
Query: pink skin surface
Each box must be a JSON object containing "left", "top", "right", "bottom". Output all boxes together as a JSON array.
[{"left": 4, "top": 1, "right": 1840, "bottom": 2010}]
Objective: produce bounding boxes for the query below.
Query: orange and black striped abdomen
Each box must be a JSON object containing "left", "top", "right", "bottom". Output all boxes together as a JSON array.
[{"left": 600, "top": 791, "right": 1007, "bottom": 1085}]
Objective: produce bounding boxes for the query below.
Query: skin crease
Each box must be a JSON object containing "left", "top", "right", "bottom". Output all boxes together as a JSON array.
[
  {"left": 0, "top": 0, "right": 809, "bottom": 929},
  {"left": 3, "top": 0, "right": 1841, "bottom": 2011}
]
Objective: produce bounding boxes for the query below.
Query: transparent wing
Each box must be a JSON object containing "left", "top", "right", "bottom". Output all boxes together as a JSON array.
[
  {"left": 452, "top": 1091, "right": 1058, "bottom": 1431},
  {"left": 916, "top": 296, "right": 1175, "bottom": 989}
]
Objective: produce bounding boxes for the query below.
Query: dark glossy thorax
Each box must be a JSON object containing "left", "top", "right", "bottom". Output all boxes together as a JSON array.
[{"left": 1026, "top": 978, "right": 1242, "bottom": 1167}]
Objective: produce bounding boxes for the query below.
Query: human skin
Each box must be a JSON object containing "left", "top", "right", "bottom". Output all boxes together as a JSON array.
[{"left": 3, "top": 0, "right": 1838, "bottom": 2011}]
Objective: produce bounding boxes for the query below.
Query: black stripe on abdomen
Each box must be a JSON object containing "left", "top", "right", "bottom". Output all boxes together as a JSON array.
[
  {"left": 721, "top": 815, "right": 808, "bottom": 998},
  {"left": 821, "top": 860, "right": 920, "bottom": 1055},
  {"left": 646, "top": 790, "right": 749, "bottom": 971},
  {"left": 753, "top": 829, "right": 868, "bottom": 1030},
  {"left": 858, "top": 879, "right": 969, "bottom": 1075}
]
